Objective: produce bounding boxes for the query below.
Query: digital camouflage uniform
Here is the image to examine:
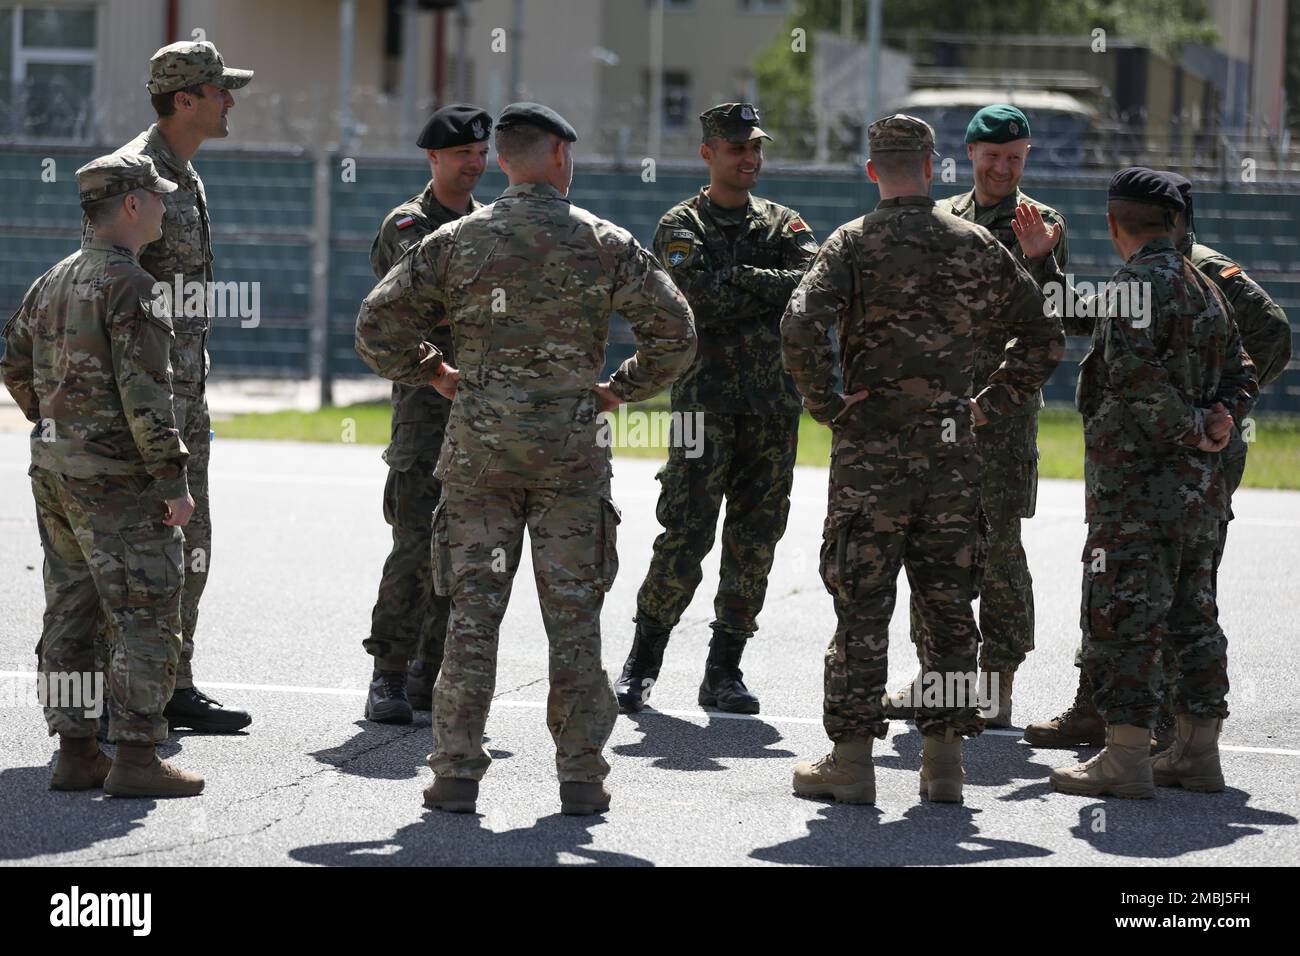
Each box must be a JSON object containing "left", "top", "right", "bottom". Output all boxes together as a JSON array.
[
  {"left": 634, "top": 186, "right": 817, "bottom": 640},
  {"left": 364, "top": 185, "right": 482, "bottom": 676},
  {"left": 907, "top": 187, "right": 1068, "bottom": 673},
  {"left": 2, "top": 156, "right": 190, "bottom": 745},
  {"left": 781, "top": 183, "right": 1064, "bottom": 741},
  {"left": 1049, "top": 236, "right": 1258, "bottom": 727},
  {"left": 356, "top": 180, "right": 696, "bottom": 783}
]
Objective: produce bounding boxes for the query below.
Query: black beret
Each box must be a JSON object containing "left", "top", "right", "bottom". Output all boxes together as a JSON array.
[
  {"left": 416, "top": 103, "right": 492, "bottom": 150},
  {"left": 495, "top": 101, "right": 577, "bottom": 143},
  {"left": 1155, "top": 170, "right": 1195, "bottom": 229},
  {"left": 1108, "top": 166, "right": 1185, "bottom": 211}
]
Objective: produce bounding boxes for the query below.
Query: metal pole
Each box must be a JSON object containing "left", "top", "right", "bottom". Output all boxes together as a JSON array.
[
  {"left": 865, "top": 0, "right": 882, "bottom": 125},
  {"left": 648, "top": 0, "right": 664, "bottom": 160},
  {"left": 310, "top": 149, "right": 334, "bottom": 408},
  {"left": 455, "top": 0, "right": 470, "bottom": 101},
  {"left": 400, "top": 0, "right": 419, "bottom": 146},
  {"left": 509, "top": 0, "right": 523, "bottom": 101},
  {"left": 338, "top": 0, "right": 355, "bottom": 152}
]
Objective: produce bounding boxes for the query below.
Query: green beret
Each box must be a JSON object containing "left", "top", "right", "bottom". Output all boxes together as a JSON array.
[{"left": 965, "top": 105, "right": 1030, "bottom": 144}]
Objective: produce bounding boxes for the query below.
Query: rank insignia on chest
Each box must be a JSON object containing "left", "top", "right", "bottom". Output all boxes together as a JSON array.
[
  {"left": 666, "top": 239, "right": 693, "bottom": 266},
  {"left": 395, "top": 215, "right": 416, "bottom": 230}
]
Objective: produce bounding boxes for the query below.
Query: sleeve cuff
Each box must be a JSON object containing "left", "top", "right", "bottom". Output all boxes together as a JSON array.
[
  {"left": 812, "top": 394, "right": 846, "bottom": 424},
  {"left": 153, "top": 471, "right": 189, "bottom": 502},
  {"left": 1179, "top": 408, "right": 1207, "bottom": 447}
]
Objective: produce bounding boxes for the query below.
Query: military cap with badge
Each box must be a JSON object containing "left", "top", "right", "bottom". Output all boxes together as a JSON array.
[
  {"left": 699, "top": 102, "right": 771, "bottom": 144},
  {"left": 417, "top": 103, "right": 493, "bottom": 150}
]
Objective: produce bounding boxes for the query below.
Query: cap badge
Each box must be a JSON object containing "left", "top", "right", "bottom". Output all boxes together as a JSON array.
[
  {"left": 740, "top": 106, "right": 756, "bottom": 121},
  {"left": 471, "top": 121, "right": 484, "bottom": 139},
  {"left": 1008, "top": 121, "right": 1019, "bottom": 135}
]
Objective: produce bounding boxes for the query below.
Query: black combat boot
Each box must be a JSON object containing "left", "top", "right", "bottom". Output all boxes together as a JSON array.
[
  {"left": 406, "top": 659, "right": 436, "bottom": 712},
  {"left": 698, "top": 629, "right": 760, "bottom": 714},
  {"left": 614, "top": 621, "right": 671, "bottom": 713},
  {"left": 164, "top": 687, "right": 253, "bottom": 733},
  {"left": 364, "top": 670, "right": 413, "bottom": 724}
]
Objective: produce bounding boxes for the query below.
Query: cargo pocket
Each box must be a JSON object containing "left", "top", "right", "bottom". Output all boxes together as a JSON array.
[
  {"left": 122, "top": 527, "right": 184, "bottom": 607},
  {"left": 819, "top": 512, "right": 856, "bottom": 602},
  {"left": 430, "top": 498, "right": 454, "bottom": 597},
  {"left": 596, "top": 496, "right": 622, "bottom": 592}
]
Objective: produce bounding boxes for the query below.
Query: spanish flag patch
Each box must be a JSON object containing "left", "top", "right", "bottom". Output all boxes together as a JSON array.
[{"left": 1219, "top": 264, "right": 1242, "bottom": 280}]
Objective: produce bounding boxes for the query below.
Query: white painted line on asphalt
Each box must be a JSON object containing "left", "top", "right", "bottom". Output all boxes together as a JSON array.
[{"left": 7, "top": 670, "right": 1296, "bottom": 757}]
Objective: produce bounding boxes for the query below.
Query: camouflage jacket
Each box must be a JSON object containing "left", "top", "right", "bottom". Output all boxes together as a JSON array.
[
  {"left": 84, "top": 126, "right": 214, "bottom": 399},
  {"left": 937, "top": 188, "right": 1069, "bottom": 517},
  {"left": 781, "top": 196, "right": 1064, "bottom": 481},
  {"left": 355, "top": 181, "right": 697, "bottom": 488},
  {"left": 370, "top": 183, "right": 482, "bottom": 471},
  {"left": 1, "top": 239, "right": 189, "bottom": 500},
  {"left": 1075, "top": 237, "right": 1258, "bottom": 523},
  {"left": 655, "top": 188, "right": 817, "bottom": 414}
]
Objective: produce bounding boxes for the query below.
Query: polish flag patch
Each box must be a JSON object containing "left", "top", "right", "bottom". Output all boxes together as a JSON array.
[{"left": 395, "top": 215, "right": 416, "bottom": 230}]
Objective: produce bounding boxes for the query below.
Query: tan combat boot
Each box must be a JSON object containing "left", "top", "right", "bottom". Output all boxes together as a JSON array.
[
  {"left": 881, "top": 670, "right": 923, "bottom": 721},
  {"left": 1049, "top": 723, "right": 1154, "bottom": 799},
  {"left": 423, "top": 777, "right": 478, "bottom": 813},
  {"left": 981, "top": 671, "right": 1015, "bottom": 729},
  {"left": 49, "top": 734, "right": 113, "bottom": 791},
  {"left": 920, "top": 729, "right": 964, "bottom": 803},
  {"left": 560, "top": 781, "right": 611, "bottom": 816},
  {"left": 1152, "top": 715, "right": 1224, "bottom": 792},
  {"left": 1023, "top": 669, "right": 1106, "bottom": 748},
  {"left": 104, "top": 743, "right": 204, "bottom": 798},
  {"left": 792, "top": 738, "right": 876, "bottom": 804}
]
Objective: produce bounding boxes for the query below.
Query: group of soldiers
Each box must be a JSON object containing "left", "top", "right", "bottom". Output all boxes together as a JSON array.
[{"left": 3, "top": 38, "right": 1289, "bottom": 814}]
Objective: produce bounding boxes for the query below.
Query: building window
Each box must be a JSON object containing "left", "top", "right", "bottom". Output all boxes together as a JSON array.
[
  {"left": 0, "top": 4, "right": 97, "bottom": 139},
  {"left": 663, "top": 71, "right": 691, "bottom": 130},
  {"left": 737, "top": 0, "right": 788, "bottom": 12}
]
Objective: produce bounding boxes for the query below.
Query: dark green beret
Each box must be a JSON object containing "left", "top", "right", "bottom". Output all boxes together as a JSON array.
[
  {"left": 495, "top": 101, "right": 577, "bottom": 143},
  {"left": 965, "top": 105, "right": 1030, "bottom": 144}
]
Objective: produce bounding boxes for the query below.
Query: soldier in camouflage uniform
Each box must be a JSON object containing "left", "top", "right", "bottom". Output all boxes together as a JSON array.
[
  {"left": 1017, "top": 169, "right": 1258, "bottom": 798},
  {"left": 782, "top": 115, "right": 1063, "bottom": 806},
  {"left": 886, "top": 106, "right": 1068, "bottom": 729},
  {"left": 356, "top": 103, "right": 696, "bottom": 816},
  {"left": 362, "top": 104, "right": 492, "bottom": 725},
  {"left": 3, "top": 154, "right": 204, "bottom": 797},
  {"left": 1018, "top": 174, "right": 1291, "bottom": 750},
  {"left": 615, "top": 103, "right": 818, "bottom": 716},
  {"left": 89, "top": 41, "right": 254, "bottom": 733}
]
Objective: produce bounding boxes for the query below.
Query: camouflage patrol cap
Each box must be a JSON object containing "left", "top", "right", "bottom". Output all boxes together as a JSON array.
[
  {"left": 76, "top": 153, "right": 178, "bottom": 204},
  {"left": 700, "top": 103, "right": 770, "bottom": 144},
  {"left": 867, "top": 113, "right": 937, "bottom": 154},
  {"left": 146, "top": 40, "right": 253, "bottom": 95}
]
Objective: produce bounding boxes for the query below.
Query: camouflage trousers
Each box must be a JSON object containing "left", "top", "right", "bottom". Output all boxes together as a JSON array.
[
  {"left": 635, "top": 411, "right": 799, "bottom": 637},
  {"left": 363, "top": 449, "right": 450, "bottom": 674},
  {"left": 1080, "top": 521, "right": 1229, "bottom": 729},
  {"left": 821, "top": 451, "right": 985, "bottom": 741},
  {"left": 30, "top": 466, "right": 183, "bottom": 744},
  {"left": 910, "top": 509, "right": 1034, "bottom": 673},
  {"left": 427, "top": 481, "right": 620, "bottom": 783}
]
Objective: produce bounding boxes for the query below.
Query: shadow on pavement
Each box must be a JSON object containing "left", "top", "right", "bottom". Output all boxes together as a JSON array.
[
  {"left": 874, "top": 726, "right": 1067, "bottom": 790},
  {"left": 289, "top": 810, "right": 653, "bottom": 867},
  {"left": 613, "top": 710, "right": 795, "bottom": 771},
  {"left": 0, "top": 761, "right": 154, "bottom": 861},
  {"left": 309, "top": 720, "right": 511, "bottom": 780},
  {"left": 750, "top": 802, "right": 1052, "bottom": 866}
]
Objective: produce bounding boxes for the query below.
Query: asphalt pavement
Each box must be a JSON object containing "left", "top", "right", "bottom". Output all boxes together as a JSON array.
[{"left": 1, "top": 431, "right": 1297, "bottom": 866}]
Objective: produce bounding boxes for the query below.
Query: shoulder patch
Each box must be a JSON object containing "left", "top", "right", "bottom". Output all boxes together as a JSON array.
[
  {"left": 787, "top": 218, "right": 809, "bottom": 234},
  {"left": 1219, "top": 264, "right": 1242, "bottom": 280},
  {"left": 670, "top": 228, "right": 697, "bottom": 240},
  {"left": 395, "top": 215, "right": 416, "bottom": 231}
]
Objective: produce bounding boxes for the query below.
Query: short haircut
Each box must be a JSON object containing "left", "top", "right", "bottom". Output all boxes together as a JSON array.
[
  {"left": 870, "top": 150, "right": 927, "bottom": 179},
  {"left": 494, "top": 124, "right": 559, "bottom": 167},
  {"left": 1107, "top": 198, "right": 1174, "bottom": 236},
  {"left": 81, "top": 188, "right": 145, "bottom": 228},
  {"left": 151, "top": 83, "right": 206, "bottom": 118}
]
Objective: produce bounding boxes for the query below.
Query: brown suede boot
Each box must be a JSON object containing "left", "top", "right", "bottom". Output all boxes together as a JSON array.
[
  {"left": 1049, "top": 723, "right": 1154, "bottom": 799},
  {"left": 920, "top": 729, "right": 964, "bottom": 803},
  {"left": 560, "top": 781, "right": 611, "bottom": 816},
  {"left": 49, "top": 734, "right": 113, "bottom": 791},
  {"left": 103, "top": 743, "right": 204, "bottom": 798},
  {"left": 423, "top": 777, "right": 478, "bottom": 813},
  {"left": 793, "top": 738, "right": 876, "bottom": 805},
  {"left": 1023, "top": 669, "right": 1106, "bottom": 748},
  {"left": 1152, "top": 715, "right": 1224, "bottom": 792},
  {"left": 981, "top": 671, "right": 1015, "bottom": 729}
]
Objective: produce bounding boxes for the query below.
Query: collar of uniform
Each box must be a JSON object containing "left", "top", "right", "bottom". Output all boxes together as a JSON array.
[
  {"left": 970, "top": 188, "right": 1024, "bottom": 219},
  {"left": 875, "top": 196, "right": 935, "bottom": 210},
  {"left": 83, "top": 237, "right": 137, "bottom": 260},
  {"left": 1177, "top": 230, "right": 1196, "bottom": 256},
  {"left": 500, "top": 181, "right": 567, "bottom": 202},
  {"left": 145, "top": 123, "right": 197, "bottom": 187},
  {"left": 1130, "top": 235, "right": 1176, "bottom": 262},
  {"left": 420, "top": 181, "right": 482, "bottom": 221},
  {"left": 698, "top": 185, "right": 754, "bottom": 218}
]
